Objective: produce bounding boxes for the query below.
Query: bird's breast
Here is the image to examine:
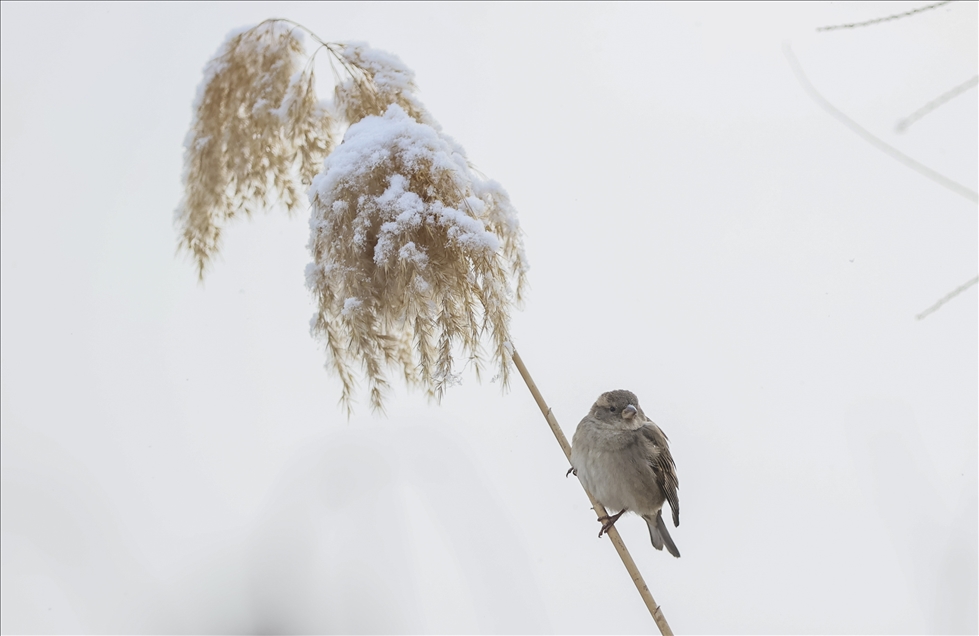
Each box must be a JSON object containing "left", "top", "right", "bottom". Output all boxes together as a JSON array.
[{"left": 571, "top": 425, "right": 664, "bottom": 515}]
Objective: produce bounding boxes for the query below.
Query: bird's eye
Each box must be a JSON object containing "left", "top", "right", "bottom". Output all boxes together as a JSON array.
[{"left": 609, "top": 406, "right": 616, "bottom": 413}]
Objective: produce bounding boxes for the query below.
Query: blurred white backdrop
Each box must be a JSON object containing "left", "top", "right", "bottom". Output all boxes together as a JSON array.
[{"left": 2, "top": 2, "right": 976, "bottom": 633}]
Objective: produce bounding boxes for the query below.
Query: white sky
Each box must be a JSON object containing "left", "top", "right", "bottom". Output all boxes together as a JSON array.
[{"left": 2, "top": 2, "right": 976, "bottom": 633}]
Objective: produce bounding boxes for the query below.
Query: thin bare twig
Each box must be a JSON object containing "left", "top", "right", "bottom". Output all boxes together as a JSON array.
[
  {"left": 916, "top": 275, "right": 979, "bottom": 320},
  {"left": 783, "top": 44, "right": 978, "bottom": 204},
  {"left": 508, "top": 344, "right": 674, "bottom": 636},
  {"left": 896, "top": 76, "right": 979, "bottom": 132},
  {"left": 816, "top": 1, "right": 952, "bottom": 31}
]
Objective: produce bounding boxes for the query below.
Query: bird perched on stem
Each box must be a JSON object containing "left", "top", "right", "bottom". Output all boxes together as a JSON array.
[{"left": 569, "top": 390, "right": 680, "bottom": 558}]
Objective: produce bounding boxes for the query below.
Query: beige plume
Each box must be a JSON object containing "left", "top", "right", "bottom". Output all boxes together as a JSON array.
[{"left": 176, "top": 20, "right": 527, "bottom": 413}]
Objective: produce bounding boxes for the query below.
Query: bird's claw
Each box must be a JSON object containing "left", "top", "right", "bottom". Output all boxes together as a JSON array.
[
  {"left": 596, "top": 510, "right": 626, "bottom": 538},
  {"left": 566, "top": 466, "right": 577, "bottom": 477}
]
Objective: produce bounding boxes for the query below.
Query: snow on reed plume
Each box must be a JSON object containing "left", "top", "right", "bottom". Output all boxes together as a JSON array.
[
  {"left": 177, "top": 20, "right": 528, "bottom": 413},
  {"left": 307, "top": 105, "right": 528, "bottom": 412}
]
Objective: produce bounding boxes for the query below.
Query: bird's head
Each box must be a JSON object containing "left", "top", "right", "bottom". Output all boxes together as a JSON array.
[{"left": 590, "top": 389, "right": 646, "bottom": 428}]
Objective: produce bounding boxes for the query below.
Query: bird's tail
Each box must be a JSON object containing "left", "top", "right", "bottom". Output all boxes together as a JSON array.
[{"left": 645, "top": 510, "right": 680, "bottom": 558}]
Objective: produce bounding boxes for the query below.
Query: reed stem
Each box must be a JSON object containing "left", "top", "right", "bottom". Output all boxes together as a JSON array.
[{"left": 509, "top": 345, "right": 674, "bottom": 636}]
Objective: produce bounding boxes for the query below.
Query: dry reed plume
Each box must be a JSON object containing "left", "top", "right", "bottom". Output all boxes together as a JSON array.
[
  {"left": 177, "top": 21, "right": 334, "bottom": 278},
  {"left": 177, "top": 20, "right": 527, "bottom": 413}
]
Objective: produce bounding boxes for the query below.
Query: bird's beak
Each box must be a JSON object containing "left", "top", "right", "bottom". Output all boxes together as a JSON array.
[{"left": 623, "top": 404, "right": 638, "bottom": 419}]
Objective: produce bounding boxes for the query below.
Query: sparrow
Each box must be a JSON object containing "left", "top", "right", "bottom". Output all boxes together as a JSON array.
[{"left": 569, "top": 389, "right": 680, "bottom": 558}]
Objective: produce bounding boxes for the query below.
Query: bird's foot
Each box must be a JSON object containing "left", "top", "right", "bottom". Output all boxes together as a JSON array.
[
  {"left": 566, "top": 466, "right": 577, "bottom": 477},
  {"left": 597, "top": 509, "right": 626, "bottom": 537}
]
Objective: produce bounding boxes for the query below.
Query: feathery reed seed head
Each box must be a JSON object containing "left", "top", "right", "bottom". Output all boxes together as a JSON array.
[
  {"left": 177, "top": 20, "right": 527, "bottom": 413},
  {"left": 176, "top": 21, "right": 334, "bottom": 279},
  {"left": 333, "top": 42, "right": 432, "bottom": 126},
  {"left": 307, "top": 105, "right": 527, "bottom": 413}
]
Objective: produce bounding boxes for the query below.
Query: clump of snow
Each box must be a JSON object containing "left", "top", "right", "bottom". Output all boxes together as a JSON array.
[
  {"left": 341, "top": 297, "right": 363, "bottom": 316},
  {"left": 307, "top": 104, "right": 514, "bottom": 271}
]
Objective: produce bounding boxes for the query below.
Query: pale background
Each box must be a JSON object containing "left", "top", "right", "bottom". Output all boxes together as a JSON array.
[{"left": 2, "top": 2, "right": 976, "bottom": 633}]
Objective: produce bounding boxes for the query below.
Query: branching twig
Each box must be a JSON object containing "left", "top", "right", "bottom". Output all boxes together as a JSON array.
[
  {"left": 816, "top": 1, "right": 952, "bottom": 32},
  {"left": 508, "top": 344, "right": 675, "bottom": 636},
  {"left": 916, "top": 275, "right": 979, "bottom": 320},
  {"left": 896, "top": 76, "right": 979, "bottom": 132},
  {"left": 783, "top": 44, "right": 978, "bottom": 204}
]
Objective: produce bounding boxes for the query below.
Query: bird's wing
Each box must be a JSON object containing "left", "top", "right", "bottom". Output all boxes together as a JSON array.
[{"left": 640, "top": 423, "right": 680, "bottom": 527}]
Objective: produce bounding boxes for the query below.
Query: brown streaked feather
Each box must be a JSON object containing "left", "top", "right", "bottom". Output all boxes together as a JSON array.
[{"left": 640, "top": 424, "right": 680, "bottom": 527}]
